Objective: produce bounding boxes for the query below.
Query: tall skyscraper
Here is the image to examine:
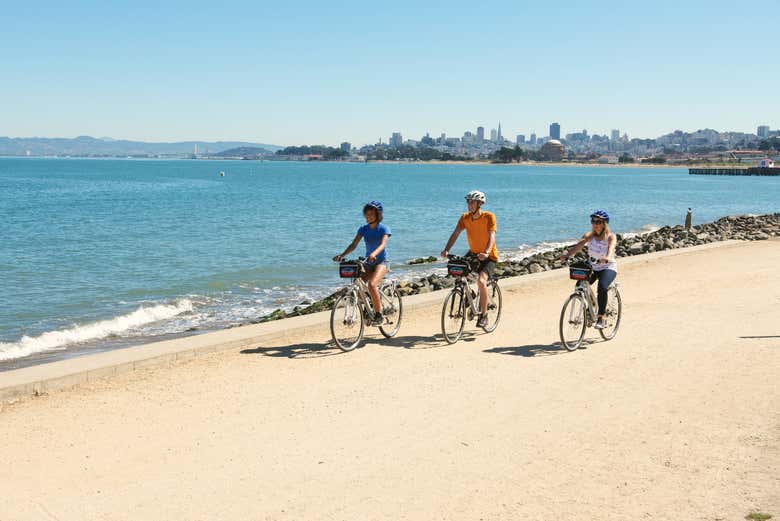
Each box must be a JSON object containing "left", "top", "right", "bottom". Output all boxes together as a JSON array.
[
  {"left": 611, "top": 129, "right": 620, "bottom": 141},
  {"left": 476, "top": 126, "right": 485, "bottom": 144},
  {"left": 490, "top": 128, "right": 497, "bottom": 142},
  {"left": 549, "top": 122, "right": 561, "bottom": 140},
  {"left": 516, "top": 134, "right": 525, "bottom": 144},
  {"left": 340, "top": 142, "right": 351, "bottom": 153},
  {"left": 530, "top": 133, "right": 537, "bottom": 145},
  {"left": 757, "top": 125, "right": 770, "bottom": 138},
  {"left": 497, "top": 122, "right": 503, "bottom": 143},
  {"left": 390, "top": 132, "right": 403, "bottom": 147}
]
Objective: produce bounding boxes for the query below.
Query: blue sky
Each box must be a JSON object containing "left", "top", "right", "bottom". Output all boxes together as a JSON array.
[{"left": 2, "top": 0, "right": 778, "bottom": 146}]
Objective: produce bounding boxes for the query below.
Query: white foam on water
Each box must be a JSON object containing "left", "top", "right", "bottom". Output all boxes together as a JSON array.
[
  {"left": 0, "top": 299, "right": 194, "bottom": 361},
  {"left": 622, "top": 223, "right": 661, "bottom": 239}
]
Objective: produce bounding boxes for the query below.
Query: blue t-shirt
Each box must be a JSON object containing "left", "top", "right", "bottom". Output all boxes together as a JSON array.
[{"left": 358, "top": 223, "right": 391, "bottom": 264}]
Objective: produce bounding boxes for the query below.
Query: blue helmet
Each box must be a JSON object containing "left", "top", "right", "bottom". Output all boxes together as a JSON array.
[
  {"left": 364, "top": 200, "right": 384, "bottom": 213},
  {"left": 590, "top": 210, "right": 610, "bottom": 223}
]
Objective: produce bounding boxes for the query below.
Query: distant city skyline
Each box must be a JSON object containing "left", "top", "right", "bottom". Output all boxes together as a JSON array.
[{"left": 2, "top": 1, "right": 779, "bottom": 145}]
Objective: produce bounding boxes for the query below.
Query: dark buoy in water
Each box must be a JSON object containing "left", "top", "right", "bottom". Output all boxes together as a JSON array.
[{"left": 219, "top": 171, "right": 225, "bottom": 177}]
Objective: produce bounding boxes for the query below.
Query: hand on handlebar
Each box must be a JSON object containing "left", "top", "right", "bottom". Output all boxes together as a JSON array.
[
  {"left": 333, "top": 254, "right": 343, "bottom": 262},
  {"left": 477, "top": 252, "right": 488, "bottom": 261},
  {"left": 440, "top": 250, "right": 449, "bottom": 259}
]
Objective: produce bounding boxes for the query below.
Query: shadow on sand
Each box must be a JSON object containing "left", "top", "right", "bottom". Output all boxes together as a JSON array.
[
  {"left": 240, "top": 330, "right": 483, "bottom": 358},
  {"left": 739, "top": 335, "right": 780, "bottom": 339},
  {"left": 484, "top": 338, "right": 598, "bottom": 357},
  {"left": 240, "top": 342, "right": 345, "bottom": 359}
]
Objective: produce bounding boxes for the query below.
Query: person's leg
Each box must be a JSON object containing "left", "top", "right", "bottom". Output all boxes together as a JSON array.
[
  {"left": 478, "top": 270, "right": 489, "bottom": 315},
  {"left": 596, "top": 269, "right": 617, "bottom": 317},
  {"left": 367, "top": 264, "right": 388, "bottom": 314}
]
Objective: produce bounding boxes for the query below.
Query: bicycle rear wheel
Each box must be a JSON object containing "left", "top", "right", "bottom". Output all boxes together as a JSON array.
[
  {"left": 481, "top": 280, "right": 502, "bottom": 333},
  {"left": 330, "top": 292, "right": 364, "bottom": 351},
  {"left": 378, "top": 284, "right": 403, "bottom": 338},
  {"left": 441, "top": 288, "right": 466, "bottom": 344},
  {"left": 559, "top": 293, "right": 587, "bottom": 351},
  {"left": 599, "top": 286, "right": 622, "bottom": 341}
]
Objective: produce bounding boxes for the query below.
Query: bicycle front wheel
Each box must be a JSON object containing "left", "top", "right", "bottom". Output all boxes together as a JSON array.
[
  {"left": 441, "top": 288, "right": 466, "bottom": 344},
  {"left": 378, "top": 285, "right": 403, "bottom": 338},
  {"left": 330, "top": 292, "right": 364, "bottom": 351},
  {"left": 559, "top": 293, "right": 587, "bottom": 351},
  {"left": 599, "top": 286, "right": 622, "bottom": 341},
  {"left": 481, "top": 280, "right": 502, "bottom": 333}
]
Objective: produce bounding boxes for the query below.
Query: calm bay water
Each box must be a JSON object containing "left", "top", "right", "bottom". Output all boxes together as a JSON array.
[{"left": 1, "top": 158, "right": 778, "bottom": 368}]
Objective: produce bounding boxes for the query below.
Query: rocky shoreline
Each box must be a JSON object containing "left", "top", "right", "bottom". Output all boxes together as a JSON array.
[{"left": 254, "top": 213, "right": 780, "bottom": 323}]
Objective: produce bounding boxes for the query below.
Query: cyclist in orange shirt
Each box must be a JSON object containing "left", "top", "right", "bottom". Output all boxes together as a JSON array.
[{"left": 440, "top": 190, "right": 498, "bottom": 328}]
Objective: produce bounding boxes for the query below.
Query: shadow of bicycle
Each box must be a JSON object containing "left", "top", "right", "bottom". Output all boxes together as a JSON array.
[
  {"left": 377, "top": 331, "right": 478, "bottom": 349},
  {"left": 240, "top": 342, "right": 344, "bottom": 359},
  {"left": 484, "top": 338, "right": 598, "bottom": 357}
]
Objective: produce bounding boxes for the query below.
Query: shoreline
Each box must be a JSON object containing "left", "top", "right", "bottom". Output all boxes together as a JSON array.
[{"left": 1, "top": 213, "right": 778, "bottom": 372}]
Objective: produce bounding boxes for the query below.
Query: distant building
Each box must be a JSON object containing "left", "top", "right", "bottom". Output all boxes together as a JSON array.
[
  {"left": 529, "top": 133, "right": 537, "bottom": 145},
  {"left": 340, "top": 142, "right": 351, "bottom": 153},
  {"left": 516, "top": 134, "right": 525, "bottom": 144},
  {"left": 757, "top": 125, "right": 770, "bottom": 138},
  {"left": 611, "top": 129, "right": 620, "bottom": 141},
  {"left": 390, "top": 132, "right": 403, "bottom": 148},
  {"left": 440, "top": 132, "right": 446, "bottom": 143},
  {"left": 476, "top": 126, "right": 485, "bottom": 144},
  {"left": 541, "top": 139, "right": 565, "bottom": 161},
  {"left": 490, "top": 128, "right": 497, "bottom": 142},
  {"left": 549, "top": 122, "right": 561, "bottom": 140},
  {"left": 497, "top": 122, "right": 503, "bottom": 142}
]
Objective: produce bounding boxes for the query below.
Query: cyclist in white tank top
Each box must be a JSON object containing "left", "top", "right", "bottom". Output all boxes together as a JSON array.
[{"left": 560, "top": 210, "right": 618, "bottom": 329}]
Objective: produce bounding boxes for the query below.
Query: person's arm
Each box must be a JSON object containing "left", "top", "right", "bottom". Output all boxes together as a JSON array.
[
  {"left": 368, "top": 234, "right": 389, "bottom": 263},
  {"left": 441, "top": 221, "right": 465, "bottom": 258},
  {"left": 600, "top": 233, "right": 617, "bottom": 264},
  {"left": 560, "top": 233, "right": 590, "bottom": 260},
  {"left": 477, "top": 230, "right": 496, "bottom": 261},
  {"left": 333, "top": 233, "right": 362, "bottom": 261}
]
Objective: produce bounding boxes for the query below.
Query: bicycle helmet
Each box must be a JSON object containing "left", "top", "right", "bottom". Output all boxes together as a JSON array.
[
  {"left": 363, "top": 200, "right": 384, "bottom": 213},
  {"left": 465, "top": 190, "right": 486, "bottom": 203},
  {"left": 590, "top": 210, "right": 610, "bottom": 223}
]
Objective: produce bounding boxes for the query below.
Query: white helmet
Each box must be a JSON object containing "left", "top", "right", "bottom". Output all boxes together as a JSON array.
[{"left": 465, "top": 190, "right": 486, "bottom": 203}]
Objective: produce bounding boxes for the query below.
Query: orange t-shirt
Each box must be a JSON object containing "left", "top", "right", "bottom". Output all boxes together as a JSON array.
[{"left": 458, "top": 211, "right": 499, "bottom": 261}]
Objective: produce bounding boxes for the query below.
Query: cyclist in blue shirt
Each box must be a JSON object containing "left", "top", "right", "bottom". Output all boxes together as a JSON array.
[{"left": 333, "top": 201, "right": 392, "bottom": 326}]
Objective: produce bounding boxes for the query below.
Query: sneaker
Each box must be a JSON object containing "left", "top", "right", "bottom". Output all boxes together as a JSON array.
[
  {"left": 369, "top": 314, "right": 384, "bottom": 327},
  {"left": 476, "top": 313, "right": 488, "bottom": 328},
  {"left": 594, "top": 317, "right": 606, "bottom": 329}
]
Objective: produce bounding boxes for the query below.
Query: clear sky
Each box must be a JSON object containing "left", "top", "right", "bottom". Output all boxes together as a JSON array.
[{"left": 2, "top": 0, "right": 778, "bottom": 146}]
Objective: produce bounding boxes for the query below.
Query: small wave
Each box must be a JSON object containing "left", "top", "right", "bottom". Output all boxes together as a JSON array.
[
  {"left": 622, "top": 224, "right": 661, "bottom": 239},
  {"left": 502, "top": 241, "right": 573, "bottom": 262},
  {"left": 0, "top": 299, "right": 194, "bottom": 362}
]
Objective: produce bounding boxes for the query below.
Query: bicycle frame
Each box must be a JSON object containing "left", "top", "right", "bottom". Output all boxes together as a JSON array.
[
  {"left": 453, "top": 272, "right": 483, "bottom": 317},
  {"left": 570, "top": 279, "right": 620, "bottom": 326},
  {"left": 344, "top": 276, "right": 398, "bottom": 318}
]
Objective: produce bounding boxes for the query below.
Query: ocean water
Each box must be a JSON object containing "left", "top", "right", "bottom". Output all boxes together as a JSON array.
[{"left": 1, "top": 158, "right": 778, "bottom": 368}]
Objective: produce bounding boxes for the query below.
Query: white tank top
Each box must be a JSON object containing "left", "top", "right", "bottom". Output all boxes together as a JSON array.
[{"left": 588, "top": 235, "right": 618, "bottom": 272}]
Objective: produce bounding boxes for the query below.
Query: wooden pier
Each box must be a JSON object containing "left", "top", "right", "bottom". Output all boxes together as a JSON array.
[{"left": 689, "top": 167, "right": 779, "bottom": 176}]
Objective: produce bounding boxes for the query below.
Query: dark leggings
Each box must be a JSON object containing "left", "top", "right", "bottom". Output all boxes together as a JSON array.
[{"left": 588, "top": 269, "right": 617, "bottom": 316}]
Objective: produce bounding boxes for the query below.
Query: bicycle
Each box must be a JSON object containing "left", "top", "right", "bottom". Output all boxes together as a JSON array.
[
  {"left": 558, "top": 260, "right": 622, "bottom": 351},
  {"left": 440, "top": 254, "right": 503, "bottom": 344},
  {"left": 330, "top": 258, "right": 403, "bottom": 351}
]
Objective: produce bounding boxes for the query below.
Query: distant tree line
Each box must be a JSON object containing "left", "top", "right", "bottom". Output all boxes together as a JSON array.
[
  {"left": 366, "top": 145, "right": 471, "bottom": 161},
  {"left": 489, "top": 146, "right": 548, "bottom": 163},
  {"left": 276, "top": 145, "right": 347, "bottom": 159}
]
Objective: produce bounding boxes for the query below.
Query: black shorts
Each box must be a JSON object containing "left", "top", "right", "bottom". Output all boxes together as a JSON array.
[
  {"left": 465, "top": 254, "right": 496, "bottom": 277},
  {"left": 477, "top": 259, "right": 496, "bottom": 278}
]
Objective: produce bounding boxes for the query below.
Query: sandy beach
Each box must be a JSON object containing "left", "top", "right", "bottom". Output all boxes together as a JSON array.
[{"left": 1, "top": 240, "right": 778, "bottom": 520}]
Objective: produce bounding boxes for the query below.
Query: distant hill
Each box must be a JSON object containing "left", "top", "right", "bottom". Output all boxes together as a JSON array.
[
  {"left": 0, "top": 136, "right": 282, "bottom": 157},
  {"left": 214, "top": 146, "right": 272, "bottom": 158}
]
